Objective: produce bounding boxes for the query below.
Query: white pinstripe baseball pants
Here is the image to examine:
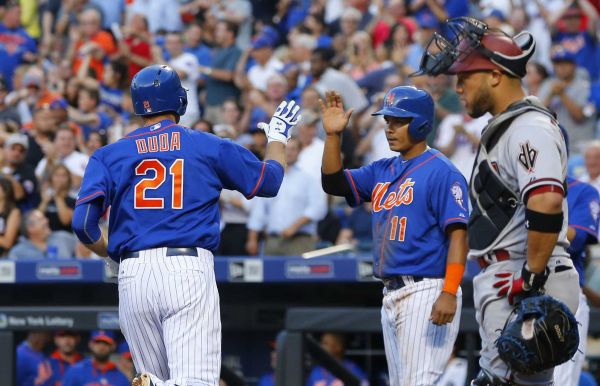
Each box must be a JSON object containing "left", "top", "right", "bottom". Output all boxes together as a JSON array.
[
  {"left": 381, "top": 277, "right": 461, "bottom": 386},
  {"left": 118, "top": 248, "right": 221, "bottom": 386}
]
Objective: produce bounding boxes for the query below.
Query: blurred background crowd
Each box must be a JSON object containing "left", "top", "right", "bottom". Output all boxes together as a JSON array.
[{"left": 5, "top": 0, "right": 600, "bottom": 384}]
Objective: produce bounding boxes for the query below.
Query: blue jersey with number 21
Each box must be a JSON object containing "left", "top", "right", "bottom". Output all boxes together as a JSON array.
[
  {"left": 345, "top": 149, "right": 468, "bottom": 278},
  {"left": 76, "top": 119, "right": 283, "bottom": 260}
]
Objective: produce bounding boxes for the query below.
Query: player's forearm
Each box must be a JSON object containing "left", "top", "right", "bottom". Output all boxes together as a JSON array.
[
  {"left": 526, "top": 192, "right": 564, "bottom": 273},
  {"left": 322, "top": 134, "right": 343, "bottom": 174},
  {"left": 84, "top": 233, "right": 109, "bottom": 257},
  {"left": 264, "top": 141, "right": 286, "bottom": 168},
  {"left": 443, "top": 225, "right": 467, "bottom": 295}
]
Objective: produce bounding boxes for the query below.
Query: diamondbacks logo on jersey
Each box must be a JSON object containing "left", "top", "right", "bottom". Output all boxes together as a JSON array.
[
  {"left": 518, "top": 141, "right": 538, "bottom": 173},
  {"left": 372, "top": 178, "right": 414, "bottom": 212},
  {"left": 451, "top": 182, "right": 465, "bottom": 210}
]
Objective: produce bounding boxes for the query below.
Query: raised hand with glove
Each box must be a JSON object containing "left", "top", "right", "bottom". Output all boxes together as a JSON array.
[
  {"left": 257, "top": 100, "right": 302, "bottom": 144},
  {"left": 493, "top": 263, "right": 550, "bottom": 305}
]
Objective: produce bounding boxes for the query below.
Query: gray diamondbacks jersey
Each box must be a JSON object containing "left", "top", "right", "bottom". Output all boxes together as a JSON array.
[{"left": 468, "top": 102, "right": 569, "bottom": 260}]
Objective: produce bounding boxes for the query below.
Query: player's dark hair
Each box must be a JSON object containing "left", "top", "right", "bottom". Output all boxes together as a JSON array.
[
  {"left": 49, "top": 164, "right": 73, "bottom": 192},
  {"left": 0, "top": 177, "right": 16, "bottom": 217},
  {"left": 220, "top": 20, "right": 239, "bottom": 37},
  {"left": 109, "top": 59, "right": 129, "bottom": 90},
  {"left": 312, "top": 47, "right": 335, "bottom": 64},
  {"left": 80, "top": 86, "right": 100, "bottom": 106}
]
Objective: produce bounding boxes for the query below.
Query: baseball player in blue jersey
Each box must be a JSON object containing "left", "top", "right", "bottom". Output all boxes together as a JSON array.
[
  {"left": 61, "top": 330, "right": 129, "bottom": 386},
  {"left": 17, "top": 331, "right": 53, "bottom": 386},
  {"left": 554, "top": 176, "right": 600, "bottom": 385},
  {"left": 320, "top": 87, "right": 469, "bottom": 385},
  {"left": 71, "top": 64, "right": 301, "bottom": 386}
]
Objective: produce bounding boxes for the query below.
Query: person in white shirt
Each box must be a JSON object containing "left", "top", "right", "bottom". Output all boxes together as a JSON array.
[
  {"left": 296, "top": 111, "right": 325, "bottom": 180},
  {"left": 580, "top": 140, "right": 600, "bottom": 194},
  {"left": 246, "top": 138, "right": 327, "bottom": 256},
  {"left": 164, "top": 32, "right": 200, "bottom": 127},
  {"left": 126, "top": 0, "right": 183, "bottom": 33},
  {"left": 35, "top": 126, "right": 89, "bottom": 190},
  {"left": 434, "top": 113, "right": 490, "bottom": 181}
]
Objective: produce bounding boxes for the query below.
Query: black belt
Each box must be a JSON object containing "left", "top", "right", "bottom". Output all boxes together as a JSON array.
[
  {"left": 382, "top": 276, "right": 423, "bottom": 292},
  {"left": 121, "top": 247, "right": 198, "bottom": 260}
]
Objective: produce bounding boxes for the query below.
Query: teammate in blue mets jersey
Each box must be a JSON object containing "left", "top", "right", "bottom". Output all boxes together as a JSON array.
[
  {"left": 554, "top": 176, "right": 600, "bottom": 386},
  {"left": 71, "top": 64, "right": 301, "bottom": 386},
  {"left": 320, "top": 87, "right": 469, "bottom": 386}
]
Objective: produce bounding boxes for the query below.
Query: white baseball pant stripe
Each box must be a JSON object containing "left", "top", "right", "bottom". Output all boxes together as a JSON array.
[
  {"left": 553, "top": 290, "right": 589, "bottom": 386},
  {"left": 118, "top": 247, "right": 221, "bottom": 386},
  {"left": 381, "top": 277, "right": 461, "bottom": 386}
]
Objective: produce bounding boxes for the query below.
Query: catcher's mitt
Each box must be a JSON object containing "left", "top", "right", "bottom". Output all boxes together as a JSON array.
[{"left": 496, "top": 295, "right": 578, "bottom": 374}]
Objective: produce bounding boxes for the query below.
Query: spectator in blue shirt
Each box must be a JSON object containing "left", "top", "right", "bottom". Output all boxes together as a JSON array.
[
  {"left": 306, "top": 332, "right": 369, "bottom": 386},
  {"left": 62, "top": 330, "right": 129, "bottom": 386},
  {"left": 0, "top": 2, "right": 36, "bottom": 90}
]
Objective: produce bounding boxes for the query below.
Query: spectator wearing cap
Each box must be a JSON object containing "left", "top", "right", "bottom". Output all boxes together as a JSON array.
[
  {"left": 35, "top": 126, "right": 89, "bottom": 189},
  {"left": 61, "top": 330, "right": 129, "bottom": 386},
  {"left": 126, "top": 0, "right": 184, "bottom": 34},
  {"left": 116, "top": 341, "right": 134, "bottom": 380},
  {"left": 404, "top": 12, "right": 441, "bottom": 74},
  {"left": 0, "top": 177, "right": 20, "bottom": 256},
  {"left": 201, "top": 20, "right": 242, "bottom": 125},
  {"left": 9, "top": 209, "right": 73, "bottom": 259},
  {"left": 236, "top": 30, "right": 284, "bottom": 92},
  {"left": 160, "top": 32, "right": 200, "bottom": 127},
  {"left": 247, "top": 138, "right": 327, "bottom": 256},
  {"left": 310, "top": 47, "right": 368, "bottom": 116},
  {"left": 296, "top": 111, "right": 324, "bottom": 180},
  {"left": 2, "top": 133, "right": 40, "bottom": 212},
  {"left": 539, "top": 46, "right": 595, "bottom": 153},
  {"left": 5, "top": 66, "right": 48, "bottom": 127},
  {"left": 16, "top": 331, "right": 52, "bottom": 386},
  {"left": 68, "top": 8, "right": 118, "bottom": 81},
  {"left": 550, "top": 1, "right": 598, "bottom": 80},
  {"left": 47, "top": 331, "right": 83, "bottom": 385},
  {"left": 483, "top": 8, "right": 511, "bottom": 33},
  {"left": 0, "top": 2, "right": 36, "bottom": 90}
]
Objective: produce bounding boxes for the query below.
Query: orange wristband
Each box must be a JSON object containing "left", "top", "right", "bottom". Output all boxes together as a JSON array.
[{"left": 442, "top": 263, "right": 465, "bottom": 296}]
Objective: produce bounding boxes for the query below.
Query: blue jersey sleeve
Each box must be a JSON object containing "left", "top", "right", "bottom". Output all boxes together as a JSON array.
[
  {"left": 345, "top": 163, "right": 376, "bottom": 207},
  {"left": 432, "top": 171, "right": 469, "bottom": 231},
  {"left": 59, "top": 366, "right": 77, "bottom": 386},
  {"left": 214, "top": 139, "right": 284, "bottom": 198},
  {"left": 76, "top": 153, "right": 112, "bottom": 209},
  {"left": 72, "top": 199, "right": 104, "bottom": 244},
  {"left": 569, "top": 184, "right": 600, "bottom": 253}
]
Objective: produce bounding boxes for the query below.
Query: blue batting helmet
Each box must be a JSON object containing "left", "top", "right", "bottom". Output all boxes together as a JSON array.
[
  {"left": 131, "top": 65, "right": 187, "bottom": 120},
  {"left": 372, "top": 86, "right": 434, "bottom": 141}
]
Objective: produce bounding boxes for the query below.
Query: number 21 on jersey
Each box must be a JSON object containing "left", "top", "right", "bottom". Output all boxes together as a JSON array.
[
  {"left": 134, "top": 158, "right": 184, "bottom": 209},
  {"left": 389, "top": 216, "right": 407, "bottom": 241}
]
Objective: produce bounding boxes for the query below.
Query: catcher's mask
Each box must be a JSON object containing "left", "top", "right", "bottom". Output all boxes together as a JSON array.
[{"left": 412, "top": 17, "right": 535, "bottom": 78}]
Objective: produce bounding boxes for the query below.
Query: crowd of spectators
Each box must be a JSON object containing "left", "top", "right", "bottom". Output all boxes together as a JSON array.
[{"left": 0, "top": 0, "right": 600, "bottom": 269}]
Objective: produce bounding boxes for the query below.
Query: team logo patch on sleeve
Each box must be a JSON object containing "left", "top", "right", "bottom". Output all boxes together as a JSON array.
[
  {"left": 518, "top": 141, "right": 538, "bottom": 173},
  {"left": 451, "top": 182, "right": 465, "bottom": 210},
  {"left": 590, "top": 200, "right": 600, "bottom": 223}
]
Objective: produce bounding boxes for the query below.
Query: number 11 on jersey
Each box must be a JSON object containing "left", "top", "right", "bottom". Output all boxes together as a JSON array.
[
  {"left": 389, "top": 216, "right": 407, "bottom": 241},
  {"left": 135, "top": 158, "right": 184, "bottom": 209}
]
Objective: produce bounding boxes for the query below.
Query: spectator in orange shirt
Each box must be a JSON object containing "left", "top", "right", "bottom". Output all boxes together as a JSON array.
[{"left": 69, "top": 8, "right": 117, "bottom": 81}]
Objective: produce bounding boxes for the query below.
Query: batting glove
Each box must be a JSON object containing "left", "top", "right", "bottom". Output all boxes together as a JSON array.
[
  {"left": 493, "top": 263, "right": 549, "bottom": 305},
  {"left": 257, "top": 100, "right": 302, "bottom": 144}
]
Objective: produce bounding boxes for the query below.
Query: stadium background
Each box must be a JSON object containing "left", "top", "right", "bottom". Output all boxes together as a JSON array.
[{"left": 1, "top": 0, "right": 600, "bottom": 384}]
